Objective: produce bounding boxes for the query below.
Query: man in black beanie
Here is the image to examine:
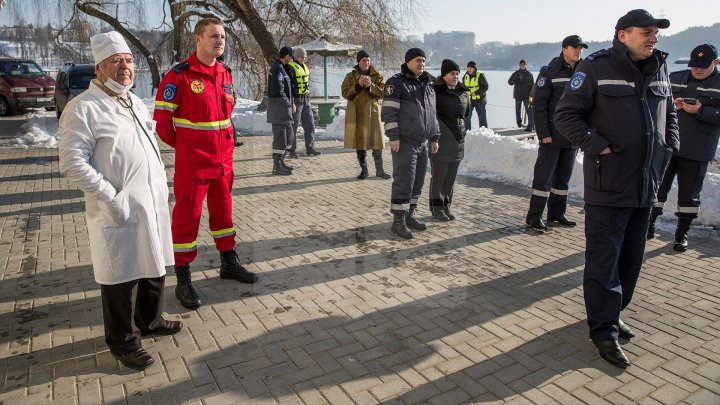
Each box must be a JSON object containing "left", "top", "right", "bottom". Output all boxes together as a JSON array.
[{"left": 381, "top": 48, "right": 440, "bottom": 239}]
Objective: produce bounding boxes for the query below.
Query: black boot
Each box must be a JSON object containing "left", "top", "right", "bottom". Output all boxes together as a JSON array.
[
  {"left": 356, "top": 150, "right": 369, "bottom": 179},
  {"left": 281, "top": 151, "right": 294, "bottom": 170},
  {"left": 372, "top": 150, "right": 391, "bottom": 179},
  {"left": 405, "top": 206, "right": 427, "bottom": 231},
  {"left": 431, "top": 206, "right": 450, "bottom": 222},
  {"left": 647, "top": 211, "right": 660, "bottom": 240},
  {"left": 443, "top": 205, "right": 455, "bottom": 221},
  {"left": 272, "top": 154, "right": 292, "bottom": 176},
  {"left": 391, "top": 213, "right": 413, "bottom": 239},
  {"left": 219, "top": 250, "right": 259, "bottom": 284},
  {"left": 673, "top": 217, "right": 692, "bottom": 252},
  {"left": 174, "top": 265, "right": 202, "bottom": 309}
]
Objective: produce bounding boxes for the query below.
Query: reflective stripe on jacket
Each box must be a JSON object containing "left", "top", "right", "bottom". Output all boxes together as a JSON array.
[
  {"left": 670, "top": 69, "right": 720, "bottom": 162},
  {"left": 153, "top": 53, "right": 235, "bottom": 179}
]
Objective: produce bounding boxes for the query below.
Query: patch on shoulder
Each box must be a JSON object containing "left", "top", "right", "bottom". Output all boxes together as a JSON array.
[
  {"left": 585, "top": 49, "right": 609, "bottom": 62},
  {"left": 385, "top": 84, "right": 394, "bottom": 95},
  {"left": 569, "top": 72, "right": 586, "bottom": 91},
  {"left": 162, "top": 84, "right": 176, "bottom": 101},
  {"left": 537, "top": 77, "right": 547, "bottom": 88}
]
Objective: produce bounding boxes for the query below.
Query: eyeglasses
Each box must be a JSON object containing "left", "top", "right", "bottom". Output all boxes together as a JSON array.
[{"left": 109, "top": 57, "right": 134, "bottom": 65}]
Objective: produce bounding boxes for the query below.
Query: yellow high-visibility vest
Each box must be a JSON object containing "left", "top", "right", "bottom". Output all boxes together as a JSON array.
[
  {"left": 289, "top": 60, "right": 310, "bottom": 95},
  {"left": 463, "top": 71, "right": 482, "bottom": 100}
]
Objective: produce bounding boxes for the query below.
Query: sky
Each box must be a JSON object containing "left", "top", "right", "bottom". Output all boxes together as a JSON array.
[
  {"left": 414, "top": 0, "right": 719, "bottom": 44},
  {"left": 0, "top": 0, "right": 717, "bottom": 46}
]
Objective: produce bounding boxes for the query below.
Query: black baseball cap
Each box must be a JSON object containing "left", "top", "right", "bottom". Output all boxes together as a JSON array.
[
  {"left": 688, "top": 44, "right": 718, "bottom": 68},
  {"left": 562, "top": 35, "right": 588, "bottom": 49},
  {"left": 615, "top": 9, "right": 670, "bottom": 31}
]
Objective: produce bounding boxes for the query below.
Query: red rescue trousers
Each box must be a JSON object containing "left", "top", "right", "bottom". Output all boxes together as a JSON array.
[{"left": 172, "top": 171, "right": 236, "bottom": 266}]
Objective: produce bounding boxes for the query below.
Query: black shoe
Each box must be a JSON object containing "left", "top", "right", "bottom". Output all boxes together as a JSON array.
[
  {"left": 144, "top": 320, "right": 183, "bottom": 336},
  {"left": 306, "top": 148, "right": 322, "bottom": 157},
  {"left": 174, "top": 265, "right": 202, "bottom": 310},
  {"left": 406, "top": 208, "right": 427, "bottom": 231},
  {"left": 234, "top": 140, "right": 244, "bottom": 147},
  {"left": 357, "top": 164, "right": 369, "bottom": 180},
  {"left": 547, "top": 215, "right": 577, "bottom": 227},
  {"left": 526, "top": 217, "right": 548, "bottom": 232},
  {"left": 116, "top": 348, "right": 154, "bottom": 370},
  {"left": 288, "top": 151, "right": 300, "bottom": 159},
  {"left": 272, "top": 156, "right": 292, "bottom": 176},
  {"left": 443, "top": 206, "right": 455, "bottom": 221},
  {"left": 673, "top": 237, "right": 688, "bottom": 252},
  {"left": 375, "top": 169, "right": 391, "bottom": 179},
  {"left": 431, "top": 208, "right": 450, "bottom": 222},
  {"left": 391, "top": 213, "right": 413, "bottom": 239},
  {"left": 593, "top": 340, "right": 630, "bottom": 368},
  {"left": 220, "top": 250, "right": 259, "bottom": 284},
  {"left": 647, "top": 212, "right": 659, "bottom": 240},
  {"left": 673, "top": 218, "right": 691, "bottom": 252},
  {"left": 618, "top": 319, "right": 635, "bottom": 339}
]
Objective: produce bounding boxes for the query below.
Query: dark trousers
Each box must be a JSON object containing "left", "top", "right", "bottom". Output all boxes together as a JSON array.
[
  {"left": 291, "top": 97, "right": 316, "bottom": 152},
  {"left": 390, "top": 141, "right": 428, "bottom": 214},
  {"left": 583, "top": 204, "right": 650, "bottom": 342},
  {"left": 465, "top": 103, "right": 487, "bottom": 129},
  {"left": 271, "top": 122, "right": 293, "bottom": 154},
  {"left": 515, "top": 98, "right": 534, "bottom": 130},
  {"left": 101, "top": 276, "right": 166, "bottom": 356},
  {"left": 653, "top": 155, "right": 708, "bottom": 219},
  {"left": 429, "top": 159, "right": 460, "bottom": 210},
  {"left": 527, "top": 145, "right": 578, "bottom": 220}
]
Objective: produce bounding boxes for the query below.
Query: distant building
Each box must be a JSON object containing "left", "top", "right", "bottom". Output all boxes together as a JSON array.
[{"left": 424, "top": 31, "right": 475, "bottom": 52}]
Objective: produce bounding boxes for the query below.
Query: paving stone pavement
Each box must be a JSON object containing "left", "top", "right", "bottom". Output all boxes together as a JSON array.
[{"left": 0, "top": 134, "right": 719, "bottom": 404}]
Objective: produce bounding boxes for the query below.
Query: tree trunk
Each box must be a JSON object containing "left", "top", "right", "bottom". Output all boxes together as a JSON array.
[
  {"left": 76, "top": 1, "right": 162, "bottom": 92},
  {"left": 229, "top": 0, "right": 277, "bottom": 66}
]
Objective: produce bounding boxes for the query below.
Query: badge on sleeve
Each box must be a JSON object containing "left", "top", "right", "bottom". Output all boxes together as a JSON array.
[
  {"left": 570, "top": 72, "right": 586, "bottom": 91},
  {"left": 537, "top": 77, "right": 547, "bottom": 88},
  {"left": 162, "top": 84, "right": 176, "bottom": 101},
  {"left": 385, "top": 85, "right": 393, "bottom": 95},
  {"left": 190, "top": 80, "right": 205, "bottom": 94}
]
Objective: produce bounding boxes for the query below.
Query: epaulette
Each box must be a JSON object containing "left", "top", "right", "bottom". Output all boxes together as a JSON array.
[
  {"left": 391, "top": 73, "right": 403, "bottom": 79},
  {"left": 221, "top": 62, "right": 232, "bottom": 74},
  {"left": 172, "top": 62, "right": 190, "bottom": 73},
  {"left": 585, "top": 49, "right": 610, "bottom": 62}
]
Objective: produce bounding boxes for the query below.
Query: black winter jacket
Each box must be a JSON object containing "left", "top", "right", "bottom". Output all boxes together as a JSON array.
[
  {"left": 508, "top": 69, "right": 534, "bottom": 100},
  {"left": 381, "top": 64, "right": 440, "bottom": 144},
  {"left": 266, "top": 60, "right": 293, "bottom": 124},
  {"left": 669, "top": 69, "right": 720, "bottom": 162},
  {"left": 554, "top": 40, "right": 680, "bottom": 207},
  {"left": 532, "top": 53, "right": 579, "bottom": 148},
  {"left": 432, "top": 81, "right": 471, "bottom": 162}
]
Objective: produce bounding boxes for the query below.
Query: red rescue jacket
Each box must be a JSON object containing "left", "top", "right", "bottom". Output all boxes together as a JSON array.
[{"left": 154, "top": 53, "right": 235, "bottom": 178}]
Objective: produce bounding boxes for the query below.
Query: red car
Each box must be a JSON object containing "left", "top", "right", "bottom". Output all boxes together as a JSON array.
[{"left": 0, "top": 58, "right": 56, "bottom": 116}]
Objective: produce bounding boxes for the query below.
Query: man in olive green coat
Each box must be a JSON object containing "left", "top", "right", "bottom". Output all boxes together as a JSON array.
[{"left": 341, "top": 50, "right": 390, "bottom": 179}]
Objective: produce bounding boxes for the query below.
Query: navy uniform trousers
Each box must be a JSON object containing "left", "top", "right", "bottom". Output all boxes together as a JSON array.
[
  {"left": 653, "top": 155, "right": 708, "bottom": 220},
  {"left": 527, "top": 144, "right": 577, "bottom": 221},
  {"left": 390, "top": 141, "right": 428, "bottom": 214},
  {"left": 291, "top": 96, "right": 316, "bottom": 153},
  {"left": 584, "top": 204, "right": 650, "bottom": 342},
  {"left": 271, "top": 123, "right": 293, "bottom": 154}
]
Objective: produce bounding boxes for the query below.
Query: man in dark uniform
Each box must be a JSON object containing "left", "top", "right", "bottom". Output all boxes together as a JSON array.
[
  {"left": 463, "top": 61, "right": 489, "bottom": 129},
  {"left": 381, "top": 48, "right": 440, "bottom": 239},
  {"left": 554, "top": 9, "right": 679, "bottom": 368},
  {"left": 648, "top": 44, "right": 720, "bottom": 252},
  {"left": 267, "top": 46, "right": 295, "bottom": 175},
  {"left": 508, "top": 60, "right": 535, "bottom": 131},
  {"left": 525, "top": 35, "right": 587, "bottom": 232}
]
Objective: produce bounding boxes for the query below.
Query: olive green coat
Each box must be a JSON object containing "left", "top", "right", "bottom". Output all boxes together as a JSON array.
[{"left": 341, "top": 65, "right": 385, "bottom": 150}]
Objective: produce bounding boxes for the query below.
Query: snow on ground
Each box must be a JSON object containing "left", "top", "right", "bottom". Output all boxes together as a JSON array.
[{"left": 11, "top": 97, "right": 720, "bottom": 228}]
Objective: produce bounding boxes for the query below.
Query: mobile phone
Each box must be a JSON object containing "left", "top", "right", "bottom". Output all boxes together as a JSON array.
[{"left": 683, "top": 97, "right": 697, "bottom": 105}]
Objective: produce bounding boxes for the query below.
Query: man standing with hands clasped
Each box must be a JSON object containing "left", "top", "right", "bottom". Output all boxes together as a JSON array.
[
  {"left": 382, "top": 48, "right": 440, "bottom": 239},
  {"left": 554, "top": 9, "right": 679, "bottom": 368}
]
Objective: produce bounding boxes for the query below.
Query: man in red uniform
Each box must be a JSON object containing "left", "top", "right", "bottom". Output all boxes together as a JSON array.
[{"left": 154, "top": 18, "right": 258, "bottom": 310}]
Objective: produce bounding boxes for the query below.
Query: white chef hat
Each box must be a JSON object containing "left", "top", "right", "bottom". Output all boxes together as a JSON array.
[{"left": 90, "top": 31, "right": 132, "bottom": 65}]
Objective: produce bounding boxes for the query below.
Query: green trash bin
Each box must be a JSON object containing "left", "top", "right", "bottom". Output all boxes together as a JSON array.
[{"left": 317, "top": 102, "right": 336, "bottom": 125}]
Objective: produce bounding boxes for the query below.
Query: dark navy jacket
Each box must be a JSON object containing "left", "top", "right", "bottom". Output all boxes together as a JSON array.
[
  {"left": 381, "top": 64, "right": 440, "bottom": 144},
  {"left": 532, "top": 53, "right": 579, "bottom": 148},
  {"left": 508, "top": 69, "right": 534, "bottom": 100},
  {"left": 266, "top": 59, "right": 293, "bottom": 124},
  {"left": 670, "top": 69, "right": 720, "bottom": 162},
  {"left": 433, "top": 81, "right": 470, "bottom": 162},
  {"left": 554, "top": 39, "right": 680, "bottom": 208}
]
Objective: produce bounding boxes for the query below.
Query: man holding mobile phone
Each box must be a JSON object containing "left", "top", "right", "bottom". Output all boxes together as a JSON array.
[{"left": 648, "top": 44, "right": 720, "bottom": 252}]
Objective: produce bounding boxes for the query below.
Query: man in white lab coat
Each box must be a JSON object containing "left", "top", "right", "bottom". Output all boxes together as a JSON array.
[{"left": 59, "top": 31, "right": 182, "bottom": 371}]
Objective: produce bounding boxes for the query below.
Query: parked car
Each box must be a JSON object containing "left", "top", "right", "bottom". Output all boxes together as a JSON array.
[
  {"left": 0, "top": 58, "right": 56, "bottom": 116},
  {"left": 54, "top": 63, "right": 96, "bottom": 119}
]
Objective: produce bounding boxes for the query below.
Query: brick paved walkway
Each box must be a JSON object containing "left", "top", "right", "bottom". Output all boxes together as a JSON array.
[{"left": 1, "top": 134, "right": 719, "bottom": 404}]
